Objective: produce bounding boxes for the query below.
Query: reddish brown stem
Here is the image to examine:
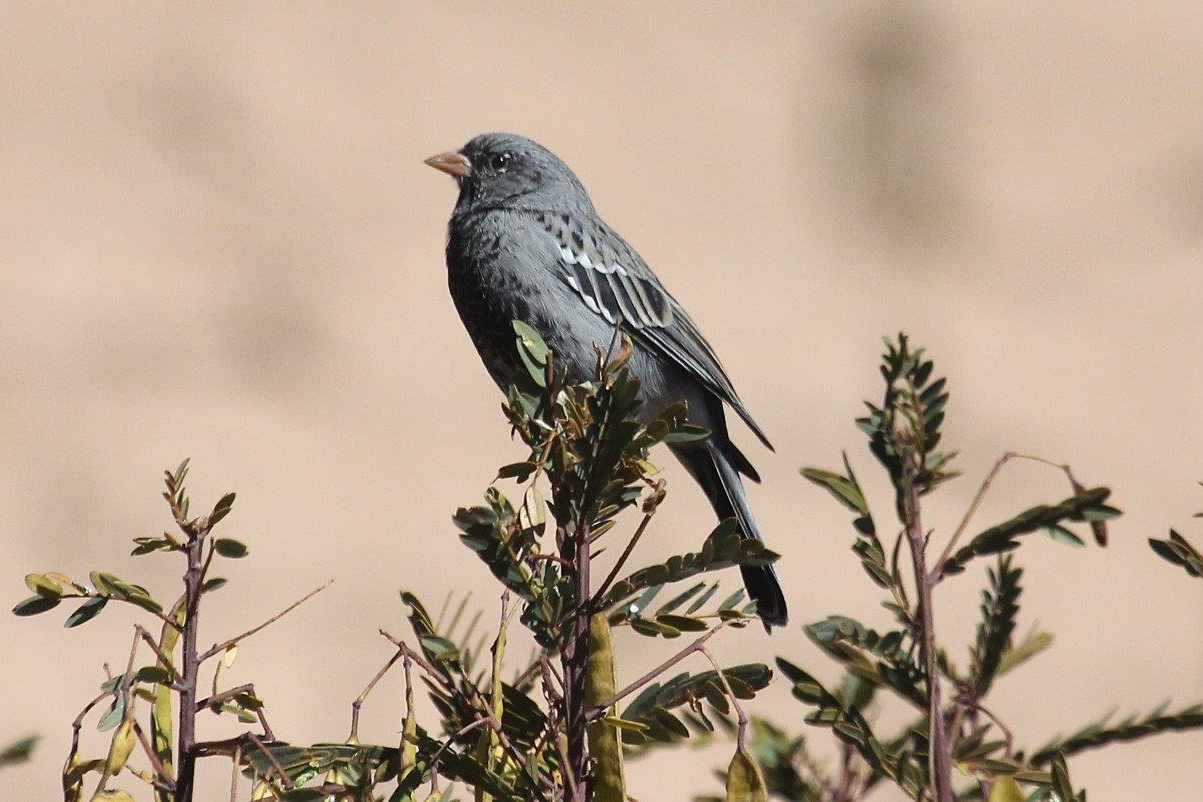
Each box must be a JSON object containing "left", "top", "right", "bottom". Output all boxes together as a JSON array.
[
  {"left": 903, "top": 479, "right": 953, "bottom": 802},
  {"left": 561, "top": 520, "right": 591, "bottom": 802},
  {"left": 174, "top": 520, "right": 206, "bottom": 801}
]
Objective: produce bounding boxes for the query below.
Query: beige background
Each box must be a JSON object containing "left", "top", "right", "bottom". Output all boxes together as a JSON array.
[{"left": 3, "top": 4, "right": 1202, "bottom": 800}]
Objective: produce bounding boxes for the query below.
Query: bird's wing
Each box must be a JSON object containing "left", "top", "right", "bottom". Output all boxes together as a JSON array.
[{"left": 536, "top": 211, "right": 772, "bottom": 450}]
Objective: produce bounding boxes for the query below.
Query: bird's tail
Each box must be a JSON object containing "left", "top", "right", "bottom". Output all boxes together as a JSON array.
[{"left": 671, "top": 440, "right": 788, "bottom": 631}]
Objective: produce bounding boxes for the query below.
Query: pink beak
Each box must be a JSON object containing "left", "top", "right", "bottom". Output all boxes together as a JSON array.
[{"left": 423, "top": 151, "right": 472, "bottom": 178}]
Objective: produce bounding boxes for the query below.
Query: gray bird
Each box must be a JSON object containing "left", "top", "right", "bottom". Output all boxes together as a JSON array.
[{"left": 426, "top": 132, "right": 787, "bottom": 629}]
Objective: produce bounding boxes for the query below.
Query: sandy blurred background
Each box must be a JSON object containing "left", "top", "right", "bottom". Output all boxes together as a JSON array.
[{"left": 3, "top": 3, "right": 1202, "bottom": 800}]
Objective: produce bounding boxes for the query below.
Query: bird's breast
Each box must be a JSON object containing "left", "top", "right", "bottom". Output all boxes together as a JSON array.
[{"left": 445, "top": 213, "right": 565, "bottom": 388}]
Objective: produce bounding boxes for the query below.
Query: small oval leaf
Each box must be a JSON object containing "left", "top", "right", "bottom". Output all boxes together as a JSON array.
[{"left": 213, "top": 539, "right": 248, "bottom": 559}]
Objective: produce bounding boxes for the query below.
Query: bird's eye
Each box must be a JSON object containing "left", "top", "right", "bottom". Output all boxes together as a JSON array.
[{"left": 490, "top": 152, "right": 512, "bottom": 172}]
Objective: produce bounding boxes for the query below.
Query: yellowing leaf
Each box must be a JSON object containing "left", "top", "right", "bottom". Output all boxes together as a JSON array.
[
  {"left": 988, "top": 776, "right": 1025, "bottom": 802},
  {"left": 104, "top": 720, "right": 136, "bottom": 775},
  {"left": 586, "top": 613, "right": 626, "bottom": 802},
  {"left": 91, "top": 790, "right": 136, "bottom": 802},
  {"left": 725, "top": 746, "right": 767, "bottom": 802}
]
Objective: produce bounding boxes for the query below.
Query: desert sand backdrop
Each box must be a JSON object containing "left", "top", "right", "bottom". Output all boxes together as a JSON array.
[{"left": 3, "top": 4, "right": 1202, "bottom": 800}]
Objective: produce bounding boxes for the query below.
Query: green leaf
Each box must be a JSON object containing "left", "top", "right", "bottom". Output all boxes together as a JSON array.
[
  {"left": 774, "top": 659, "right": 897, "bottom": 781},
  {"left": 496, "top": 461, "right": 535, "bottom": 481},
  {"left": 630, "top": 616, "right": 681, "bottom": 638},
  {"left": 134, "top": 666, "right": 172, "bottom": 684},
  {"left": 800, "top": 467, "right": 868, "bottom": 516},
  {"left": 12, "top": 595, "right": 61, "bottom": 616},
  {"left": 940, "top": 488, "right": 1113, "bottom": 577},
  {"left": 418, "top": 635, "right": 459, "bottom": 661},
  {"left": 65, "top": 596, "right": 108, "bottom": 628},
  {"left": 1030, "top": 703, "right": 1203, "bottom": 765},
  {"left": 621, "top": 665, "right": 771, "bottom": 741},
  {"left": 513, "top": 320, "right": 549, "bottom": 386},
  {"left": 209, "top": 492, "right": 236, "bottom": 525},
  {"left": 971, "top": 555, "right": 1022, "bottom": 696},
  {"left": 512, "top": 320, "right": 548, "bottom": 364},
  {"left": 124, "top": 592, "right": 164, "bottom": 615},
  {"left": 656, "top": 582, "right": 706, "bottom": 615},
  {"left": 131, "top": 535, "right": 181, "bottom": 555},
  {"left": 89, "top": 571, "right": 121, "bottom": 596},
  {"left": 1149, "top": 530, "right": 1203, "bottom": 578},
  {"left": 1050, "top": 753, "right": 1076, "bottom": 802},
  {"left": 1044, "top": 525, "right": 1085, "bottom": 548},
  {"left": 213, "top": 538, "right": 248, "bottom": 558},
  {"left": 24, "top": 573, "right": 63, "bottom": 597},
  {"left": 717, "top": 588, "right": 746, "bottom": 611},
  {"left": 684, "top": 582, "right": 722, "bottom": 615},
  {"left": 602, "top": 531, "right": 777, "bottom": 610},
  {"left": 997, "top": 629, "right": 1053, "bottom": 676},
  {"left": 278, "top": 790, "right": 330, "bottom": 802},
  {"left": 0, "top": 735, "right": 38, "bottom": 769},
  {"left": 804, "top": 616, "right": 923, "bottom": 707},
  {"left": 656, "top": 613, "right": 710, "bottom": 632},
  {"left": 97, "top": 695, "right": 125, "bottom": 731},
  {"left": 665, "top": 423, "right": 710, "bottom": 444}
]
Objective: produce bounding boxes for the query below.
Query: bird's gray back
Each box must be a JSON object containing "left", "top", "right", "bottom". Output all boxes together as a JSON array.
[{"left": 446, "top": 208, "right": 653, "bottom": 394}]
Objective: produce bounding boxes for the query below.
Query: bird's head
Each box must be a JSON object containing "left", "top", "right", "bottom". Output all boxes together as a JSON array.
[{"left": 425, "top": 133, "right": 594, "bottom": 216}]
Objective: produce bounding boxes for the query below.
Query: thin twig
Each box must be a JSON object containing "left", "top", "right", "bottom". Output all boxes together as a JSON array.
[
  {"left": 903, "top": 478, "right": 953, "bottom": 802},
  {"left": 229, "top": 742, "right": 241, "bottom": 802},
  {"left": 833, "top": 743, "right": 856, "bottom": 802},
  {"left": 378, "top": 631, "right": 548, "bottom": 799},
  {"left": 699, "top": 646, "right": 748, "bottom": 751},
  {"left": 967, "top": 700, "right": 1015, "bottom": 757},
  {"left": 64, "top": 691, "right": 109, "bottom": 798},
  {"left": 589, "top": 622, "right": 727, "bottom": 716},
  {"left": 541, "top": 654, "right": 565, "bottom": 699},
  {"left": 527, "top": 553, "right": 574, "bottom": 568},
  {"left": 555, "top": 732, "right": 577, "bottom": 802},
  {"left": 132, "top": 719, "right": 175, "bottom": 788},
  {"left": 135, "top": 624, "right": 179, "bottom": 682},
  {"left": 399, "top": 652, "right": 416, "bottom": 776},
  {"left": 480, "top": 703, "right": 550, "bottom": 801},
  {"left": 93, "top": 627, "right": 144, "bottom": 800},
  {"left": 429, "top": 716, "right": 492, "bottom": 779},
  {"left": 350, "top": 644, "right": 406, "bottom": 742},
  {"left": 247, "top": 731, "right": 293, "bottom": 790},
  {"left": 255, "top": 707, "right": 276, "bottom": 742},
  {"left": 931, "top": 451, "right": 1103, "bottom": 580},
  {"left": 591, "top": 510, "right": 654, "bottom": 605},
  {"left": 198, "top": 580, "right": 332, "bottom": 663},
  {"left": 511, "top": 650, "right": 548, "bottom": 689},
  {"left": 195, "top": 683, "right": 255, "bottom": 712},
  {"left": 931, "top": 452, "right": 1016, "bottom": 581},
  {"left": 378, "top": 631, "right": 447, "bottom": 688}
]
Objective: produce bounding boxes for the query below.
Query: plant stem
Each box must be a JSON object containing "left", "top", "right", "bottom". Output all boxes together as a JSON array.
[
  {"left": 197, "top": 580, "right": 331, "bottom": 663},
  {"left": 561, "top": 520, "right": 591, "bottom": 802},
  {"left": 589, "top": 622, "right": 726, "bottom": 715},
  {"left": 832, "top": 743, "right": 858, "bottom": 802},
  {"left": 592, "top": 509, "right": 654, "bottom": 605},
  {"left": 699, "top": 646, "right": 748, "bottom": 750},
  {"left": 175, "top": 522, "right": 206, "bottom": 802},
  {"left": 930, "top": 452, "right": 1016, "bottom": 581},
  {"left": 903, "top": 479, "right": 952, "bottom": 802}
]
